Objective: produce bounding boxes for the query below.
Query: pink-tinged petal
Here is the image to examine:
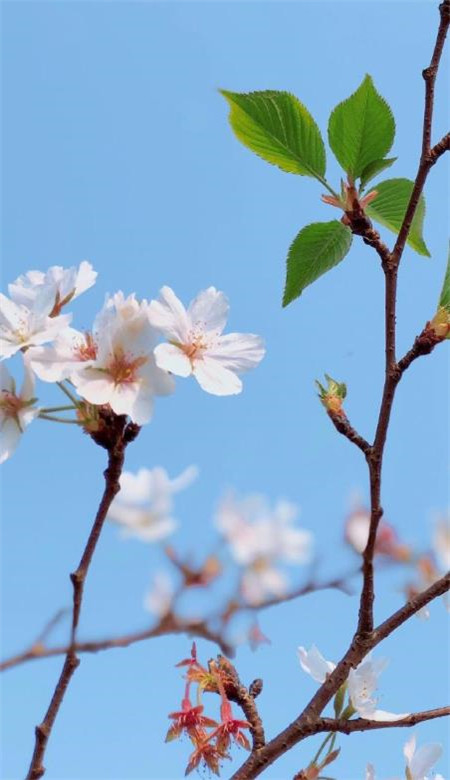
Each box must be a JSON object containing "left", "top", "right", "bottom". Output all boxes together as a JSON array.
[
  {"left": 188, "top": 287, "right": 229, "bottom": 333},
  {"left": 20, "top": 355, "right": 36, "bottom": 400},
  {"left": 170, "top": 465, "right": 199, "bottom": 493},
  {"left": 0, "top": 417, "right": 21, "bottom": 463},
  {"left": 208, "top": 332, "right": 265, "bottom": 371},
  {"left": 119, "top": 469, "right": 155, "bottom": 504},
  {"left": 403, "top": 735, "right": 417, "bottom": 764},
  {"left": 73, "top": 261, "right": 97, "bottom": 297},
  {"left": 148, "top": 286, "right": 190, "bottom": 342},
  {"left": 108, "top": 381, "right": 142, "bottom": 420},
  {"left": 139, "top": 356, "right": 176, "bottom": 395},
  {"left": 193, "top": 357, "right": 242, "bottom": 396},
  {"left": 72, "top": 369, "right": 114, "bottom": 405},
  {"left": 409, "top": 743, "right": 442, "bottom": 778},
  {"left": 154, "top": 343, "right": 192, "bottom": 377},
  {"left": 128, "top": 388, "right": 155, "bottom": 425},
  {"left": 0, "top": 362, "right": 14, "bottom": 392},
  {"left": 0, "top": 294, "right": 26, "bottom": 331}
]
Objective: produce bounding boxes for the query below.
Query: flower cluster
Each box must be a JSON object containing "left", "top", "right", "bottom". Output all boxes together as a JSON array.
[
  {"left": 0, "top": 262, "right": 265, "bottom": 462},
  {"left": 167, "top": 643, "right": 251, "bottom": 776},
  {"left": 216, "top": 493, "right": 313, "bottom": 605}
]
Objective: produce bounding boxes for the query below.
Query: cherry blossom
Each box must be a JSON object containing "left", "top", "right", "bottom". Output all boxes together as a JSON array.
[
  {"left": 433, "top": 516, "right": 450, "bottom": 571},
  {"left": 297, "top": 645, "right": 336, "bottom": 683},
  {"left": 70, "top": 292, "right": 174, "bottom": 424},
  {"left": 107, "top": 465, "right": 198, "bottom": 541},
  {"left": 216, "top": 493, "right": 313, "bottom": 604},
  {"left": 28, "top": 327, "right": 97, "bottom": 383},
  {"left": 345, "top": 505, "right": 410, "bottom": 561},
  {"left": 347, "top": 654, "right": 409, "bottom": 721},
  {"left": 148, "top": 286, "right": 265, "bottom": 396},
  {"left": 299, "top": 647, "right": 408, "bottom": 721},
  {"left": 0, "top": 357, "right": 39, "bottom": 464},
  {"left": 403, "top": 734, "right": 443, "bottom": 780},
  {"left": 0, "top": 288, "right": 71, "bottom": 360},
  {"left": 9, "top": 260, "right": 97, "bottom": 314},
  {"left": 143, "top": 572, "right": 175, "bottom": 618}
]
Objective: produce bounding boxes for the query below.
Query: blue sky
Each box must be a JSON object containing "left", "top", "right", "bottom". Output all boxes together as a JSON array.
[{"left": 1, "top": 2, "right": 449, "bottom": 779}]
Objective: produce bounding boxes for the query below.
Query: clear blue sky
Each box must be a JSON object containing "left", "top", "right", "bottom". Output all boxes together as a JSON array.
[{"left": 1, "top": 2, "right": 449, "bottom": 779}]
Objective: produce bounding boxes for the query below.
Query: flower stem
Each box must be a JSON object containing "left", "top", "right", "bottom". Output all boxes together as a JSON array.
[
  {"left": 38, "top": 414, "right": 80, "bottom": 425},
  {"left": 40, "top": 405, "right": 77, "bottom": 414},
  {"left": 56, "top": 381, "right": 80, "bottom": 405}
]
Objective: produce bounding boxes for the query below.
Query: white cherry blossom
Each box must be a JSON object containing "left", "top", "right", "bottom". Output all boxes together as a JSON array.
[
  {"left": 9, "top": 260, "right": 97, "bottom": 313},
  {"left": 0, "top": 288, "right": 71, "bottom": 360},
  {"left": 144, "top": 572, "right": 174, "bottom": 618},
  {"left": 297, "top": 645, "right": 336, "bottom": 683},
  {"left": 148, "top": 286, "right": 265, "bottom": 396},
  {"left": 403, "top": 734, "right": 443, "bottom": 780},
  {"left": 71, "top": 292, "right": 175, "bottom": 424},
  {"left": 216, "top": 493, "right": 313, "bottom": 605},
  {"left": 28, "top": 327, "right": 97, "bottom": 383},
  {"left": 107, "top": 465, "right": 198, "bottom": 542},
  {"left": 347, "top": 654, "right": 408, "bottom": 721},
  {"left": 0, "top": 357, "right": 39, "bottom": 463},
  {"left": 433, "top": 516, "right": 450, "bottom": 571}
]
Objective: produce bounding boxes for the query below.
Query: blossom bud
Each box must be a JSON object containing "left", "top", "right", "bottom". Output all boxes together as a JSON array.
[
  {"left": 428, "top": 306, "right": 450, "bottom": 339},
  {"left": 316, "top": 374, "right": 347, "bottom": 417}
]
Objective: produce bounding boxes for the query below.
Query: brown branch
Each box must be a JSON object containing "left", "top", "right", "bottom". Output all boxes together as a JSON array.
[
  {"left": 25, "top": 414, "right": 138, "bottom": 780},
  {"left": 318, "top": 707, "right": 450, "bottom": 735},
  {"left": 217, "top": 656, "right": 266, "bottom": 751},
  {"left": 229, "top": 573, "right": 450, "bottom": 779},
  {"left": 326, "top": 411, "right": 372, "bottom": 458}
]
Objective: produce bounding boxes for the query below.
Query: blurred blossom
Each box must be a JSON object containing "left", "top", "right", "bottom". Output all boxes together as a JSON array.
[
  {"left": 9, "top": 261, "right": 97, "bottom": 314},
  {"left": 345, "top": 506, "right": 410, "bottom": 561},
  {"left": 107, "top": 465, "right": 198, "bottom": 542},
  {"left": 216, "top": 493, "right": 313, "bottom": 605},
  {"left": 403, "top": 734, "right": 443, "bottom": 780},
  {"left": 0, "top": 357, "right": 39, "bottom": 464},
  {"left": 148, "top": 286, "right": 265, "bottom": 396},
  {"left": 71, "top": 292, "right": 174, "bottom": 424},
  {"left": 297, "top": 645, "right": 336, "bottom": 683},
  {"left": 433, "top": 515, "right": 450, "bottom": 571},
  {"left": 144, "top": 572, "right": 174, "bottom": 618}
]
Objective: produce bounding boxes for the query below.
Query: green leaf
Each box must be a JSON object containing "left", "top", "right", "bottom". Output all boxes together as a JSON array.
[
  {"left": 220, "top": 89, "right": 326, "bottom": 179},
  {"left": 438, "top": 243, "right": 450, "bottom": 311},
  {"left": 365, "top": 178, "right": 430, "bottom": 257},
  {"left": 283, "top": 221, "right": 352, "bottom": 306},
  {"left": 328, "top": 75, "right": 395, "bottom": 179},
  {"left": 359, "top": 157, "right": 397, "bottom": 190}
]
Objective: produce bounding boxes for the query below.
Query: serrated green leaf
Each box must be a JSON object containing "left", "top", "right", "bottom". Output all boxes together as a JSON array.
[
  {"left": 438, "top": 243, "right": 450, "bottom": 311},
  {"left": 365, "top": 178, "right": 430, "bottom": 257},
  {"left": 359, "top": 157, "right": 397, "bottom": 190},
  {"left": 221, "top": 89, "right": 326, "bottom": 178},
  {"left": 283, "top": 221, "right": 352, "bottom": 306},
  {"left": 328, "top": 75, "right": 395, "bottom": 179}
]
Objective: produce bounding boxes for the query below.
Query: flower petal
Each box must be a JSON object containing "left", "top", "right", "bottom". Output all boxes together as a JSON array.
[
  {"left": 208, "top": 332, "right": 265, "bottom": 371},
  {"left": 154, "top": 343, "right": 192, "bottom": 377},
  {"left": 409, "top": 743, "right": 442, "bottom": 779},
  {"left": 148, "top": 286, "right": 190, "bottom": 342},
  {"left": 193, "top": 357, "right": 242, "bottom": 396},
  {"left": 188, "top": 287, "right": 229, "bottom": 334}
]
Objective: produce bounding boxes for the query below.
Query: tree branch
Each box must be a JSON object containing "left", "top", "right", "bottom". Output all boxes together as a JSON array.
[
  {"left": 25, "top": 414, "right": 138, "bottom": 780},
  {"left": 318, "top": 707, "right": 450, "bottom": 735}
]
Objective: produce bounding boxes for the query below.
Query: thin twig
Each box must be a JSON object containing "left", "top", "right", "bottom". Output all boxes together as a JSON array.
[
  {"left": 25, "top": 414, "right": 137, "bottom": 780},
  {"left": 318, "top": 707, "right": 450, "bottom": 734}
]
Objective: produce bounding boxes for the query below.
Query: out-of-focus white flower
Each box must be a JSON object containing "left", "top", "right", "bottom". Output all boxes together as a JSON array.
[
  {"left": 216, "top": 493, "right": 312, "bottom": 605},
  {"left": 0, "top": 289, "right": 71, "bottom": 360},
  {"left": 433, "top": 516, "right": 450, "bottom": 571},
  {"left": 347, "top": 654, "right": 408, "bottom": 721},
  {"left": 297, "top": 645, "right": 336, "bottom": 683},
  {"left": 148, "top": 286, "right": 265, "bottom": 396},
  {"left": 403, "top": 734, "right": 443, "bottom": 780},
  {"left": 217, "top": 494, "right": 312, "bottom": 565},
  {"left": 28, "top": 327, "right": 97, "bottom": 383},
  {"left": 0, "top": 357, "right": 39, "bottom": 463},
  {"left": 71, "top": 292, "right": 174, "bottom": 424},
  {"left": 345, "top": 506, "right": 410, "bottom": 561},
  {"left": 144, "top": 572, "right": 174, "bottom": 618},
  {"left": 9, "top": 261, "right": 97, "bottom": 313},
  {"left": 107, "top": 465, "right": 198, "bottom": 542},
  {"left": 365, "top": 764, "right": 376, "bottom": 780}
]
